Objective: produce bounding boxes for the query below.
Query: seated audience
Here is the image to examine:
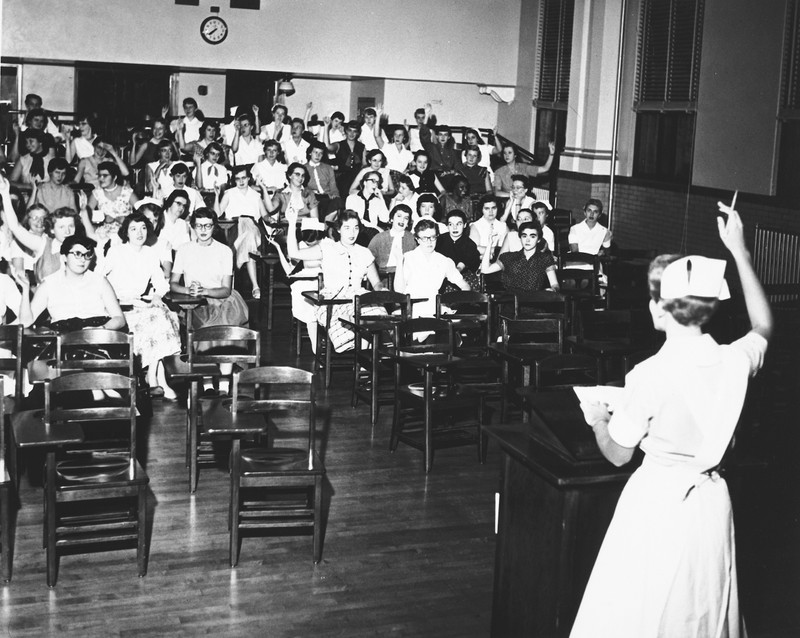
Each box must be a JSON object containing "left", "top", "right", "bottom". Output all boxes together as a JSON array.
[
  {"left": 160, "top": 161, "right": 203, "bottom": 212},
  {"left": 388, "top": 174, "right": 419, "bottom": 216},
  {"left": 305, "top": 141, "right": 342, "bottom": 219},
  {"left": 568, "top": 198, "right": 612, "bottom": 256},
  {"left": 132, "top": 116, "right": 175, "bottom": 168},
  {"left": 532, "top": 201, "right": 555, "bottom": 252},
  {"left": 74, "top": 137, "right": 130, "bottom": 188},
  {"left": 345, "top": 171, "right": 390, "bottom": 244},
  {"left": 194, "top": 142, "right": 229, "bottom": 206},
  {"left": 359, "top": 107, "right": 382, "bottom": 153},
  {"left": 330, "top": 120, "right": 365, "bottom": 198},
  {"left": 407, "top": 150, "right": 445, "bottom": 195},
  {"left": 457, "top": 146, "right": 491, "bottom": 196},
  {"left": 33, "top": 158, "right": 75, "bottom": 213},
  {"left": 87, "top": 161, "right": 139, "bottom": 225},
  {"left": 260, "top": 104, "right": 291, "bottom": 142},
  {"left": 215, "top": 164, "right": 269, "bottom": 298},
  {"left": 9, "top": 204, "right": 47, "bottom": 276},
  {"left": 102, "top": 212, "right": 182, "bottom": 399},
  {"left": 284, "top": 208, "right": 385, "bottom": 352},
  {"left": 367, "top": 204, "right": 416, "bottom": 271},
  {"left": 251, "top": 139, "right": 288, "bottom": 194},
  {"left": 282, "top": 118, "right": 311, "bottom": 165},
  {"left": 436, "top": 209, "right": 481, "bottom": 290},
  {"left": 395, "top": 218, "right": 470, "bottom": 317},
  {"left": 408, "top": 104, "right": 432, "bottom": 153},
  {"left": 469, "top": 195, "right": 508, "bottom": 257},
  {"left": 172, "top": 97, "right": 204, "bottom": 145},
  {"left": 147, "top": 140, "right": 181, "bottom": 195},
  {"left": 423, "top": 124, "right": 459, "bottom": 188},
  {"left": 441, "top": 175, "right": 475, "bottom": 222},
  {"left": 65, "top": 114, "right": 98, "bottom": 164},
  {"left": 493, "top": 142, "right": 555, "bottom": 198},
  {"left": 266, "top": 162, "right": 320, "bottom": 223},
  {"left": 322, "top": 111, "right": 347, "bottom": 146},
  {"left": 349, "top": 150, "right": 393, "bottom": 195},
  {"left": 18, "top": 234, "right": 126, "bottom": 331},
  {"left": 10, "top": 129, "right": 51, "bottom": 197},
  {"left": 482, "top": 221, "right": 559, "bottom": 294},
  {"left": 413, "top": 193, "right": 447, "bottom": 234},
  {"left": 500, "top": 174, "right": 536, "bottom": 223},
  {"left": 230, "top": 112, "right": 263, "bottom": 166},
  {"left": 460, "top": 127, "right": 498, "bottom": 168},
  {"left": 170, "top": 207, "right": 249, "bottom": 329},
  {"left": 378, "top": 126, "right": 414, "bottom": 174},
  {"left": 499, "top": 208, "right": 535, "bottom": 255}
]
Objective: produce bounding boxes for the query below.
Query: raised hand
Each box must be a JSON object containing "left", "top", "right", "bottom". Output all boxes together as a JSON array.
[
  {"left": 9, "top": 264, "right": 30, "bottom": 292},
  {"left": 0, "top": 173, "right": 10, "bottom": 195},
  {"left": 548, "top": 141, "right": 556, "bottom": 155},
  {"left": 161, "top": 105, "right": 169, "bottom": 119},
  {"left": 78, "top": 191, "right": 88, "bottom": 210},
  {"left": 323, "top": 115, "right": 331, "bottom": 126},
  {"left": 716, "top": 203, "right": 748, "bottom": 258},
  {"left": 306, "top": 102, "right": 313, "bottom": 110},
  {"left": 251, "top": 104, "right": 259, "bottom": 115}
]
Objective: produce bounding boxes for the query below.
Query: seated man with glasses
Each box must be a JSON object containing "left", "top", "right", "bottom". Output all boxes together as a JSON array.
[{"left": 16, "top": 235, "right": 126, "bottom": 332}]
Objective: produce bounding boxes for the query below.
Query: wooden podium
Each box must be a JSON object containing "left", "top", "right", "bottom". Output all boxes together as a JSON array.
[{"left": 485, "top": 390, "right": 637, "bottom": 637}]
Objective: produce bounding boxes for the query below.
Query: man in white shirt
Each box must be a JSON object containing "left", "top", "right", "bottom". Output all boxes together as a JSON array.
[
  {"left": 568, "top": 198, "right": 612, "bottom": 255},
  {"left": 173, "top": 97, "right": 203, "bottom": 144},
  {"left": 251, "top": 140, "right": 287, "bottom": 194},
  {"left": 260, "top": 104, "right": 291, "bottom": 142},
  {"left": 281, "top": 119, "right": 310, "bottom": 165}
]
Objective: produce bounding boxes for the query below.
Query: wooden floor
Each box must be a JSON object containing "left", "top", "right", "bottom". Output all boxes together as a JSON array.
[{"left": 0, "top": 304, "right": 798, "bottom": 637}]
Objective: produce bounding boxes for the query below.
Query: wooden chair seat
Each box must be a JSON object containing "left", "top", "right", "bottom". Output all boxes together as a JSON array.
[{"left": 241, "top": 449, "right": 324, "bottom": 475}]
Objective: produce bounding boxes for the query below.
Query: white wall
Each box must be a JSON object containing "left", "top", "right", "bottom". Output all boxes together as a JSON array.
[
  {"left": 173, "top": 72, "right": 227, "bottom": 119},
  {"left": 20, "top": 64, "right": 75, "bottom": 113},
  {"left": 382, "top": 80, "right": 500, "bottom": 130},
  {"left": 2, "top": 0, "right": 521, "bottom": 86},
  {"left": 283, "top": 79, "right": 352, "bottom": 123}
]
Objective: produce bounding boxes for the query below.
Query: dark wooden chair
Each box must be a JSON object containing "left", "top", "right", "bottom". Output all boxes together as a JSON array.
[
  {"left": 0, "top": 378, "right": 14, "bottom": 582},
  {"left": 227, "top": 366, "right": 324, "bottom": 566},
  {"left": 189, "top": 325, "right": 261, "bottom": 491},
  {"left": 437, "top": 291, "right": 502, "bottom": 401},
  {"left": 492, "top": 316, "right": 564, "bottom": 422},
  {"left": 41, "top": 372, "right": 148, "bottom": 587},
  {"left": 0, "top": 325, "right": 24, "bottom": 408},
  {"left": 351, "top": 291, "right": 411, "bottom": 426},
  {"left": 390, "top": 318, "right": 486, "bottom": 472}
]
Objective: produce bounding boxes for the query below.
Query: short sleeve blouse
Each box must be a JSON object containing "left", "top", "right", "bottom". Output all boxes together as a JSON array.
[{"left": 319, "top": 238, "right": 375, "bottom": 295}]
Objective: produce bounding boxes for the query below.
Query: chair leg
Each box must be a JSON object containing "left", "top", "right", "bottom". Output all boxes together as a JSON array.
[
  {"left": 350, "top": 350, "right": 360, "bottom": 409},
  {"left": 312, "top": 476, "right": 323, "bottom": 564},
  {"left": 370, "top": 353, "right": 379, "bottom": 426},
  {"left": 1, "top": 484, "right": 11, "bottom": 582},
  {"left": 137, "top": 484, "right": 147, "bottom": 577},
  {"left": 267, "top": 263, "right": 275, "bottom": 331},
  {"left": 500, "top": 361, "right": 509, "bottom": 423},
  {"left": 477, "top": 397, "right": 487, "bottom": 464},
  {"left": 229, "top": 444, "right": 241, "bottom": 568},
  {"left": 45, "top": 454, "right": 57, "bottom": 587}
]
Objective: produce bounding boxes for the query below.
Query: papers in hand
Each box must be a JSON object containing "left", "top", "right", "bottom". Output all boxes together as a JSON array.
[{"left": 574, "top": 386, "right": 625, "bottom": 426}]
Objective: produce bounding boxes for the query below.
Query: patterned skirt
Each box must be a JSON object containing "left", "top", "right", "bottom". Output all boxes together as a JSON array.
[{"left": 123, "top": 304, "right": 182, "bottom": 370}]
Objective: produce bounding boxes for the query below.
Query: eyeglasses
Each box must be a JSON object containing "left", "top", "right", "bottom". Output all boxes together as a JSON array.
[
  {"left": 417, "top": 235, "right": 438, "bottom": 243},
  {"left": 194, "top": 223, "right": 215, "bottom": 230},
  {"left": 66, "top": 250, "right": 94, "bottom": 261},
  {"left": 291, "top": 172, "right": 306, "bottom": 177},
  {"left": 364, "top": 178, "right": 379, "bottom": 184}
]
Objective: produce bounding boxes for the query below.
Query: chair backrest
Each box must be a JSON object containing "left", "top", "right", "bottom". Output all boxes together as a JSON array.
[
  {"left": 534, "top": 353, "right": 598, "bottom": 391},
  {"left": 558, "top": 267, "right": 598, "bottom": 297},
  {"left": 188, "top": 326, "right": 261, "bottom": 367},
  {"left": 355, "top": 291, "right": 411, "bottom": 323},
  {"left": 395, "top": 317, "right": 454, "bottom": 355},
  {"left": 0, "top": 324, "right": 23, "bottom": 405},
  {"left": 44, "top": 371, "right": 137, "bottom": 462},
  {"left": 231, "top": 366, "right": 317, "bottom": 469},
  {"left": 0, "top": 377, "right": 5, "bottom": 465},
  {"left": 56, "top": 329, "right": 135, "bottom": 376},
  {"left": 501, "top": 317, "right": 563, "bottom": 353},
  {"left": 513, "top": 291, "right": 568, "bottom": 320},
  {"left": 436, "top": 291, "right": 492, "bottom": 351},
  {"left": 561, "top": 251, "right": 599, "bottom": 271}
]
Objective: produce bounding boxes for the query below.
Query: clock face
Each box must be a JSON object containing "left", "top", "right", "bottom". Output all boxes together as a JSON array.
[{"left": 200, "top": 16, "right": 228, "bottom": 45}]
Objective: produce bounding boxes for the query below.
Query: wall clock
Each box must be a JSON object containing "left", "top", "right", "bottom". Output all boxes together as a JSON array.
[{"left": 200, "top": 16, "right": 228, "bottom": 45}]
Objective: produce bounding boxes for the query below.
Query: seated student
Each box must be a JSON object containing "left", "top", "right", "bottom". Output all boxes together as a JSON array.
[
  {"left": 194, "top": 142, "right": 229, "bottom": 207},
  {"left": 65, "top": 113, "right": 98, "bottom": 164},
  {"left": 408, "top": 104, "right": 432, "bottom": 153},
  {"left": 482, "top": 220, "right": 559, "bottom": 294},
  {"left": 266, "top": 162, "right": 320, "bottom": 223},
  {"left": 322, "top": 111, "right": 347, "bottom": 146},
  {"left": 265, "top": 218, "right": 324, "bottom": 351},
  {"left": 305, "top": 141, "right": 342, "bottom": 220},
  {"left": 251, "top": 139, "right": 288, "bottom": 195},
  {"left": 388, "top": 174, "right": 419, "bottom": 214},
  {"left": 407, "top": 150, "right": 445, "bottom": 195},
  {"left": 457, "top": 147, "right": 491, "bottom": 197},
  {"left": 412, "top": 193, "right": 447, "bottom": 234},
  {"left": 359, "top": 106, "right": 382, "bottom": 154},
  {"left": 170, "top": 207, "right": 249, "bottom": 330},
  {"left": 395, "top": 218, "right": 470, "bottom": 317},
  {"left": 330, "top": 120, "right": 365, "bottom": 198},
  {"left": 348, "top": 149, "right": 393, "bottom": 195},
  {"left": 160, "top": 161, "right": 204, "bottom": 212},
  {"left": 532, "top": 201, "right": 555, "bottom": 253},
  {"left": 74, "top": 137, "right": 130, "bottom": 189},
  {"left": 500, "top": 174, "right": 536, "bottom": 223},
  {"left": 460, "top": 127, "right": 499, "bottom": 169},
  {"left": 17, "top": 234, "right": 126, "bottom": 331},
  {"left": 368, "top": 204, "right": 416, "bottom": 271},
  {"left": 9, "top": 204, "right": 47, "bottom": 276},
  {"left": 86, "top": 161, "right": 139, "bottom": 226},
  {"left": 469, "top": 194, "right": 508, "bottom": 257},
  {"left": 493, "top": 142, "right": 555, "bottom": 198},
  {"left": 215, "top": 164, "right": 269, "bottom": 299},
  {"left": 33, "top": 158, "right": 75, "bottom": 213},
  {"left": 281, "top": 118, "right": 311, "bottom": 165},
  {"left": 230, "top": 112, "right": 263, "bottom": 166},
  {"left": 9, "top": 129, "right": 52, "bottom": 197},
  {"left": 102, "top": 212, "right": 182, "bottom": 399},
  {"left": 179, "top": 118, "right": 218, "bottom": 156},
  {"left": 569, "top": 198, "right": 612, "bottom": 257},
  {"left": 172, "top": 97, "right": 204, "bottom": 145},
  {"left": 137, "top": 201, "right": 175, "bottom": 278},
  {"left": 499, "top": 208, "right": 535, "bottom": 255},
  {"left": 423, "top": 124, "right": 459, "bottom": 188},
  {"left": 260, "top": 103, "right": 291, "bottom": 142},
  {"left": 436, "top": 209, "right": 481, "bottom": 290},
  {"left": 378, "top": 125, "right": 414, "bottom": 175},
  {"left": 155, "top": 190, "right": 192, "bottom": 268},
  {"left": 147, "top": 140, "right": 181, "bottom": 195},
  {"left": 285, "top": 207, "right": 385, "bottom": 353},
  {"left": 441, "top": 175, "right": 475, "bottom": 222},
  {"left": 345, "top": 171, "right": 390, "bottom": 244},
  {"left": 132, "top": 116, "right": 176, "bottom": 169}
]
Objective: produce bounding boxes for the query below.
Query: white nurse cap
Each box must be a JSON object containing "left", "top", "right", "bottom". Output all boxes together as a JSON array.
[{"left": 660, "top": 256, "right": 731, "bottom": 301}]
